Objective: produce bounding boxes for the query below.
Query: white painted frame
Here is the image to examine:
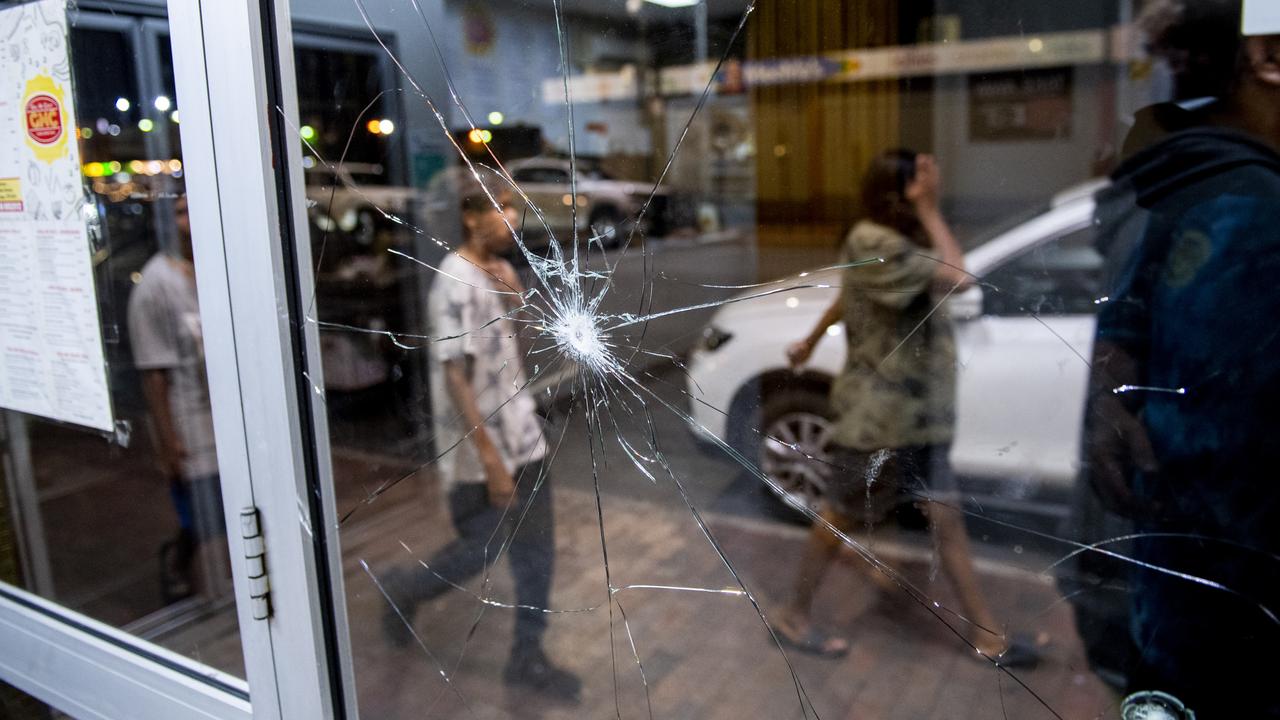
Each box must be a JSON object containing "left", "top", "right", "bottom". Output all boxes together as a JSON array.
[
  {"left": 0, "top": 585, "right": 251, "bottom": 720},
  {"left": 167, "top": 0, "right": 347, "bottom": 716}
]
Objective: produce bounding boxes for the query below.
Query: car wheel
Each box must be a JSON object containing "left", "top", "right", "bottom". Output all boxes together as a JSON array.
[
  {"left": 758, "top": 388, "right": 835, "bottom": 516},
  {"left": 588, "top": 206, "right": 627, "bottom": 248}
]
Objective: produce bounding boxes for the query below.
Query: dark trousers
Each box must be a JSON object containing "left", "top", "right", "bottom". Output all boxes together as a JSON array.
[{"left": 384, "top": 459, "right": 555, "bottom": 650}]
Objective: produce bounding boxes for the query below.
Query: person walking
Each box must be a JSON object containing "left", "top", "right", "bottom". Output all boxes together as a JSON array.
[
  {"left": 380, "top": 172, "right": 580, "bottom": 701},
  {"left": 776, "top": 150, "right": 1038, "bottom": 668}
]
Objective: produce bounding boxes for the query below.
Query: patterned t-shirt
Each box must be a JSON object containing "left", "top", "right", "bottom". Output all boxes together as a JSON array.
[
  {"left": 427, "top": 252, "right": 546, "bottom": 488},
  {"left": 829, "top": 220, "right": 956, "bottom": 451}
]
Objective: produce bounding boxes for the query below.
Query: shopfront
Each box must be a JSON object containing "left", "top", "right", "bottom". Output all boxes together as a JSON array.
[{"left": 3, "top": 0, "right": 1279, "bottom": 718}]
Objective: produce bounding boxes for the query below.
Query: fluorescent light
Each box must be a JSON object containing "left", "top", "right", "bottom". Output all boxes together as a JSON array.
[
  {"left": 1243, "top": 0, "right": 1280, "bottom": 35},
  {"left": 645, "top": 0, "right": 699, "bottom": 7}
]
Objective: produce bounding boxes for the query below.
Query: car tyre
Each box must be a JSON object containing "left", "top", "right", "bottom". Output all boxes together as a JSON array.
[
  {"left": 758, "top": 387, "right": 835, "bottom": 517},
  {"left": 588, "top": 205, "right": 628, "bottom": 248}
]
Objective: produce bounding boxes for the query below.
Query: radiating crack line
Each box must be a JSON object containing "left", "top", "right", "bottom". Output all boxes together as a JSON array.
[{"left": 360, "top": 559, "right": 480, "bottom": 719}]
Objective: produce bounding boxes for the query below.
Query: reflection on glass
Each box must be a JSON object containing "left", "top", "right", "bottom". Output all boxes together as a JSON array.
[
  {"left": 0, "top": 2, "right": 242, "bottom": 679},
  {"left": 286, "top": 0, "right": 1278, "bottom": 717},
  {"left": 1077, "top": 2, "right": 1280, "bottom": 716}
]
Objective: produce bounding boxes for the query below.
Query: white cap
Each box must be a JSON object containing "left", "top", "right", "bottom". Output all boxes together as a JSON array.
[{"left": 1243, "top": 0, "right": 1280, "bottom": 36}]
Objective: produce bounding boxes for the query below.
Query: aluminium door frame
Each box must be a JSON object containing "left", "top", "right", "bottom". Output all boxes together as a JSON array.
[{"left": 167, "top": 0, "right": 352, "bottom": 716}]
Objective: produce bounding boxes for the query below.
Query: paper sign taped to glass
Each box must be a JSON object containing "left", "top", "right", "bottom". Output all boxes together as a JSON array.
[{"left": 0, "top": 0, "right": 114, "bottom": 433}]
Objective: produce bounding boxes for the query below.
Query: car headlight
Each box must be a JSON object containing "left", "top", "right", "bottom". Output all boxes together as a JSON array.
[{"left": 699, "top": 325, "right": 733, "bottom": 352}]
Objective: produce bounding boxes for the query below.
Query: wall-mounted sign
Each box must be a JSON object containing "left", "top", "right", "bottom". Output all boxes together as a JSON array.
[
  {"left": 969, "top": 67, "right": 1074, "bottom": 142},
  {"left": 650, "top": 30, "right": 1105, "bottom": 97},
  {"left": 462, "top": 3, "right": 496, "bottom": 56},
  {"left": 0, "top": 0, "right": 114, "bottom": 432},
  {"left": 542, "top": 65, "right": 638, "bottom": 105}
]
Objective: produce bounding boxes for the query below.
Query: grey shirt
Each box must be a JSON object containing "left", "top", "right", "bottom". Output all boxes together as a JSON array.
[{"left": 127, "top": 254, "right": 218, "bottom": 480}]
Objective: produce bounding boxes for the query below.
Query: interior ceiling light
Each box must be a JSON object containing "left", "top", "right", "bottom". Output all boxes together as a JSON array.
[
  {"left": 1243, "top": 0, "right": 1280, "bottom": 35},
  {"left": 644, "top": 0, "right": 699, "bottom": 7}
]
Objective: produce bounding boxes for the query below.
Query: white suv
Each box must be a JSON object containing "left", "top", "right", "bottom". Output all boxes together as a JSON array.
[{"left": 685, "top": 180, "right": 1108, "bottom": 518}]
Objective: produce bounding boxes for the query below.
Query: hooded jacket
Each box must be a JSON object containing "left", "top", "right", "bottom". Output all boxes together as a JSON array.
[{"left": 1088, "top": 120, "right": 1280, "bottom": 717}]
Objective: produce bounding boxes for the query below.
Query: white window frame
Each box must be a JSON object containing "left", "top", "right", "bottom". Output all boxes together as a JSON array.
[{"left": 0, "top": 584, "right": 251, "bottom": 720}]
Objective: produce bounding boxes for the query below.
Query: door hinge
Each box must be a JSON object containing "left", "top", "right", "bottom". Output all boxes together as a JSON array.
[{"left": 239, "top": 507, "right": 272, "bottom": 620}]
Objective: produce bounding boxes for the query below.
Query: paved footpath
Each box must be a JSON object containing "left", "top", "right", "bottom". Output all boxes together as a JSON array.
[{"left": 331, "top": 469, "right": 1117, "bottom": 720}]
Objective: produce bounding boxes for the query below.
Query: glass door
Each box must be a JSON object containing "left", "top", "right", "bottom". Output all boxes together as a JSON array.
[
  {"left": 0, "top": 0, "right": 348, "bottom": 717},
  {"left": 0, "top": 0, "right": 253, "bottom": 707}
]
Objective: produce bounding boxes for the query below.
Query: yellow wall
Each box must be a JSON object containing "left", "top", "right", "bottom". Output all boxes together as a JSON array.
[{"left": 749, "top": 0, "right": 902, "bottom": 246}]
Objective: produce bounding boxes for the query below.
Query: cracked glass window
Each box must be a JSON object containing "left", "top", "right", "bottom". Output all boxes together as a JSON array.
[{"left": 286, "top": 1, "right": 1280, "bottom": 718}]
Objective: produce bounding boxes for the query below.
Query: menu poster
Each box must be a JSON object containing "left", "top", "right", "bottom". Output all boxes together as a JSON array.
[{"left": 0, "top": 0, "right": 114, "bottom": 433}]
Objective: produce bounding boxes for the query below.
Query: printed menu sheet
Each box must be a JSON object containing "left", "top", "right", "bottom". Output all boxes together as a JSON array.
[{"left": 0, "top": 0, "right": 113, "bottom": 432}]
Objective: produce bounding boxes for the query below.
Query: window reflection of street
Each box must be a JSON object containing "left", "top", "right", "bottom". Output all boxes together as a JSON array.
[{"left": 275, "top": 0, "right": 1168, "bottom": 716}]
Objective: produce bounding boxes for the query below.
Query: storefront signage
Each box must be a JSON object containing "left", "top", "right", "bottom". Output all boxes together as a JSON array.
[
  {"left": 649, "top": 29, "right": 1106, "bottom": 97},
  {"left": 969, "top": 67, "right": 1074, "bottom": 141},
  {"left": 742, "top": 56, "right": 843, "bottom": 86},
  {"left": 0, "top": 0, "right": 114, "bottom": 432},
  {"left": 541, "top": 64, "right": 639, "bottom": 105}
]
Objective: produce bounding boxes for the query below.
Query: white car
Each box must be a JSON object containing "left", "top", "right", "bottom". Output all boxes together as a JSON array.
[
  {"left": 685, "top": 180, "right": 1108, "bottom": 518},
  {"left": 305, "top": 162, "right": 425, "bottom": 245}
]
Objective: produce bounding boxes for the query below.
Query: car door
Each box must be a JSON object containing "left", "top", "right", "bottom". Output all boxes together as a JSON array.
[{"left": 950, "top": 210, "right": 1102, "bottom": 492}]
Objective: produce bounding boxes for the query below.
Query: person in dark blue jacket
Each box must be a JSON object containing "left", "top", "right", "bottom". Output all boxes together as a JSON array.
[{"left": 1082, "top": 1, "right": 1280, "bottom": 716}]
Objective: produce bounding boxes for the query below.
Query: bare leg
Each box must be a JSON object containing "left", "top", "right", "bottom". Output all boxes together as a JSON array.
[
  {"left": 839, "top": 520, "right": 902, "bottom": 595},
  {"left": 922, "top": 500, "right": 1007, "bottom": 656},
  {"left": 776, "top": 507, "right": 854, "bottom": 655},
  {"left": 786, "top": 507, "right": 848, "bottom": 616}
]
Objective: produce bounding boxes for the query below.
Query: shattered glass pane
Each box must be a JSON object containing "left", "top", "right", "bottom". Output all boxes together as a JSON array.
[{"left": 286, "top": 1, "right": 1280, "bottom": 718}]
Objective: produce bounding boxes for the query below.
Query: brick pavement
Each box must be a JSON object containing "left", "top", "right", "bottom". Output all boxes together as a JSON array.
[{"left": 337, "top": 467, "right": 1118, "bottom": 720}]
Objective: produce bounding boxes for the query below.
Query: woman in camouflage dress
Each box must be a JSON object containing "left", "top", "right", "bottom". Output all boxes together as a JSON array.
[{"left": 775, "top": 150, "right": 1039, "bottom": 668}]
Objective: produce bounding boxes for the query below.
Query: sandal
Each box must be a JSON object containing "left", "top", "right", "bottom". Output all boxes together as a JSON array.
[
  {"left": 775, "top": 620, "right": 851, "bottom": 658},
  {"left": 975, "top": 633, "right": 1041, "bottom": 669}
]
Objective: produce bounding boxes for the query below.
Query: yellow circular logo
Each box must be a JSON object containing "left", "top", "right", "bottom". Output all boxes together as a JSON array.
[{"left": 23, "top": 74, "right": 70, "bottom": 163}]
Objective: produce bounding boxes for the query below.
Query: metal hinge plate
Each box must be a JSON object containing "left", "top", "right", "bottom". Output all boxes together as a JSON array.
[{"left": 239, "top": 506, "right": 271, "bottom": 620}]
